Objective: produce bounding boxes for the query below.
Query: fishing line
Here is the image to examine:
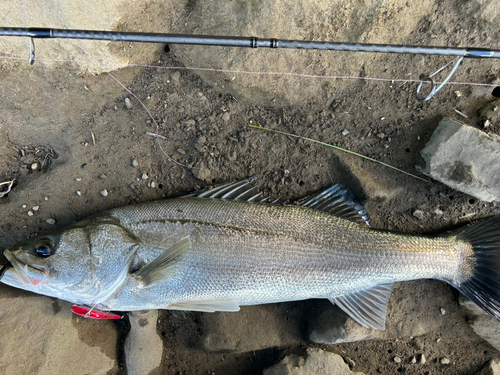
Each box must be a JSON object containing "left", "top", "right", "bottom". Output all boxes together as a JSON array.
[{"left": 0, "top": 54, "right": 497, "bottom": 89}]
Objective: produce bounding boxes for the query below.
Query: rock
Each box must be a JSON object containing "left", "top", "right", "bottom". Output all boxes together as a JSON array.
[
  {"left": 417, "top": 117, "right": 500, "bottom": 202},
  {"left": 46, "top": 218, "right": 56, "bottom": 225},
  {"left": 31, "top": 162, "right": 38, "bottom": 170},
  {"left": 263, "top": 348, "right": 365, "bottom": 375},
  {"left": 412, "top": 210, "right": 423, "bottom": 219},
  {"left": 222, "top": 112, "right": 231, "bottom": 122},
  {"left": 419, "top": 354, "right": 426, "bottom": 364},
  {"left": 141, "top": 173, "right": 148, "bottom": 180},
  {"left": 393, "top": 356, "right": 402, "bottom": 363},
  {"left": 124, "top": 97, "right": 133, "bottom": 109},
  {"left": 132, "top": 158, "right": 139, "bottom": 167},
  {"left": 342, "top": 129, "right": 350, "bottom": 136},
  {"left": 192, "top": 161, "right": 211, "bottom": 181},
  {"left": 0, "top": 285, "right": 117, "bottom": 375},
  {"left": 309, "top": 281, "right": 454, "bottom": 345},
  {"left": 125, "top": 310, "right": 163, "bottom": 375},
  {"left": 441, "top": 358, "right": 451, "bottom": 365},
  {"left": 201, "top": 304, "right": 303, "bottom": 352},
  {"left": 100, "top": 189, "right": 108, "bottom": 197},
  {"left": 475, "top": 358, "right": 500, "bottom": 375},
  {"left": 460, "top": 295, "right": 500, "bottom": 351}
]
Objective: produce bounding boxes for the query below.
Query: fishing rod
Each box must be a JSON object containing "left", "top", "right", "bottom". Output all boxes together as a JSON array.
[{"left": 1, "top": 27, "right": 500, "bottom": 101}]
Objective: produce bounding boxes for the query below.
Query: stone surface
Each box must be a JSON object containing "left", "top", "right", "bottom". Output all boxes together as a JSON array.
[
  {"left": 0, "top": 285, "right": 117, "bottom": 375},
  {"left": 125, "top": 310, "right": 163, "bottom": 375},
  {"left": 475, "top": 358, "right": 500, "bottom": 375},
  {"left": 460, "top": 295, "right": 500, "bottom": 352},
  {"left": 417, "top": 117, "right": 500, "bottom": 202},
  {"left": 263, "top": 348, "right": 365, "bottom": 375}
]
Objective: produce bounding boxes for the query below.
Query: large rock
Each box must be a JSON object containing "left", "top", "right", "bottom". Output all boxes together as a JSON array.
[
  {"left": 417, "top": 117, "right": 500, "bottom": 202},
  {"left": 263, "top": 348, "right": 365, "bottom": 375},
  {"left": 460, "top": 295, "right": 500, "bottom": 352},
  {"left": 125, "top": 310, "right": 163, "bottom": 375},
  {"left": 0, "top": 285, "right": 118, "bottom": 375}
]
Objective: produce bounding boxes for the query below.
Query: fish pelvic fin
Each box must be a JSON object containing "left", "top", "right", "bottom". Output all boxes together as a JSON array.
[
  {"left": 452, "top": 216, "right": 500, "bottom": 321},
  {"left": 132, "top": 236, "right": 191, "bottom": 286},
  {"left": 330, "top": 283, "right": 394, "bottom": 330}
]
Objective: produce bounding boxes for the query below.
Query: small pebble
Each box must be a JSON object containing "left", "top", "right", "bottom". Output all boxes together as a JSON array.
[
  {"left": 342, "top": 129, "right": 350, "bottom": 136},
  {"left": 44, "top": 197, "right": 48, "bottom": 201},
  {"left": 142, "top": 173, "right": 148, "bottom": 180},
  {"left": 419, "top": 354, "right": 426, "bottom": 364},
  {"left": 484, "top": 119, "right": 491, "bottom": 129},
  {"left": 413, "top": 210, "right": 424, "bottom": 219},
  {"left": 440, "top": 308, "right": 446, "bottom": 315},
  {"left": 22, "top": 204, "right": 26, "bottom": 208},
  {"left": 46, "top": 218, "right": 56, "bottom": 225},
  {"left": 436, "top": 338, "right": 441, "bottom": 343},
  {"left": 151, "top": 181, "right": 156, "bottom": 188},
  {"left": 434, "top": 208, "right": 443, "bottom": 215},
  {"left": 75, "top": 178, "right": 82, "bottom": 182},
  {"left": 393, "top": 356, "right": 402, "bottom": 363},
  {"left": 132, "top": 158, "right": 139, "bottom": 168},
  {"left": 99, "top": 174, "right": 107, "bottom": 179},
  {"left": 410, "top": 356, "right": 417, "bottom": 364},
  {"left": 32, "top": 206, "right": 39, "bottom": 211},
  {"left": 100, "top": 189, "right": 108, "bottom": 197},
  {"left": 454, "top": 90, "right": 462, "bottom": 98},
  {"left": 27, "top": 211, "right": 34, "bottom": 216},
  {"left": 31, "top": 163, "right": 38, "bottom": 170},
  {"left": 222, "top": 112, "right": 230, "bottom": 122},
  {"left": 76, "top": 191, "right": 82, "bottom": 196},
  {"left": 377, "top": 132, "right": 385, "bottom": 139},
  {"left": 441, "top": 358, "right": 450, "bottom": 365},
  {"left": 125, "top": 97, "right": 133, "bottom": 109}
]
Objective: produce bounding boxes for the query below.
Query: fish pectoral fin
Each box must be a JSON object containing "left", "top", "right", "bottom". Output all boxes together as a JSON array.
[
  {"left": 166, "top": 300, "right": 241, "bottom": 313},
  {"left": 330, "top": 283, "right": 394, "bottom": 331},
  {"left": 132, "top": 236, "right": 191, "bottom": 286}
]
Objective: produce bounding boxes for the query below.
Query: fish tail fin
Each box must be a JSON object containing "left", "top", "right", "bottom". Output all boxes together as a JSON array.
[{"left": 453, "top": 216, "right": 500, "bottom": 321}]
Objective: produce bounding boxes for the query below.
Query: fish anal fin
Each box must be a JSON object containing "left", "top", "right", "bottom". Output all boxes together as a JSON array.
[
  {"left": 132, "top": 236, "right": 191, "bottom": 286},
  {"left": 166, "top": 300, "right": 240, "bottom": 313},
  {"left": 297, "top": 184, "right": 370, "bottom": 226},
  {"left": 330, "top": 283, "right": 394, "bottom": 330}
]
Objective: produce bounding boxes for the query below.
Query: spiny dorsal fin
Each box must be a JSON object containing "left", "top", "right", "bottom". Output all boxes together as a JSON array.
[
  {"left": 330, "top": 283, "right": 394, "bottom": 330},
  {"left": 166, "top": 300, "right": 240, "bottom": 312},
  {"left": 297, "top": 184, "right": 370, "bottom": 226},
  {"left": 184, "top": 177, "right": 280, "bottom": 203},
  {"left": 132, "top": 236, "right": 191, "bottom": 286}
]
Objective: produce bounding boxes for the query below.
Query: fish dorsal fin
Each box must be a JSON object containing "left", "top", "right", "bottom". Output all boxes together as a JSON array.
[
  {"left": 132, "top": 236, "right": 191, "bottom": 286},
  {"left": 166, "top": 300, "right": 240, "bottom": 312},
  {"left": 297, "top": 184, "right": 370, "bottom": 226},
  {"left": 184, "top": 178, "right": 280, "bottom": 203},
  {"left": 330, "top": 283, "right": 394, "bottom": 330}
]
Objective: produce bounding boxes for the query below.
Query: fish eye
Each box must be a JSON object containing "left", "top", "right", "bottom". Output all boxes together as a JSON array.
[{"left": 34, "top": 240, "right": 55, "bottom": 257}]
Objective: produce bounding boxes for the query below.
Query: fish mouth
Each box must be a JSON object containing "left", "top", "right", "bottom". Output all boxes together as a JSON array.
[{"left": 3, "top": 249, "right": 48, "bottom": 286}]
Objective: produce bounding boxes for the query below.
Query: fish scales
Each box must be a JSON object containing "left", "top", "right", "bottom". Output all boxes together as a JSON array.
[{"left": 105, "top": 198, "right": 462, "bottom": 310}]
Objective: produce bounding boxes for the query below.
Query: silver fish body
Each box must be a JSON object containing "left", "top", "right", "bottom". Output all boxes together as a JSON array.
[{"left": 2, "top": 181, "right": 499, "bottom": 329}]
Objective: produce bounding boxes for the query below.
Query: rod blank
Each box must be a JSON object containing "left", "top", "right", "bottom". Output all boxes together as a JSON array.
[{"left": 1, "top": 27, "right": 500, "bottom": 58}]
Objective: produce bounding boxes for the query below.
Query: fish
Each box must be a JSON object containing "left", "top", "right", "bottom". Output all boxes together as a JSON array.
[{"left": 1, "top": 178, "right": 500, "bottom": 329}]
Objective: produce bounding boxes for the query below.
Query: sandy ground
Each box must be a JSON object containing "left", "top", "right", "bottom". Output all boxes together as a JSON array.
[{"left": 1, "top": 2, "right": 500, "bottom": 374}]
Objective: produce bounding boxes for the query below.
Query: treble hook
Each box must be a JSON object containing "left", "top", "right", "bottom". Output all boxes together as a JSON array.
[
  {"left": 28, "top": 37, "right": 35, "bottom": 65},
  {"left": 416, "top": 56, "right": 464, "bottom": 102}
]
